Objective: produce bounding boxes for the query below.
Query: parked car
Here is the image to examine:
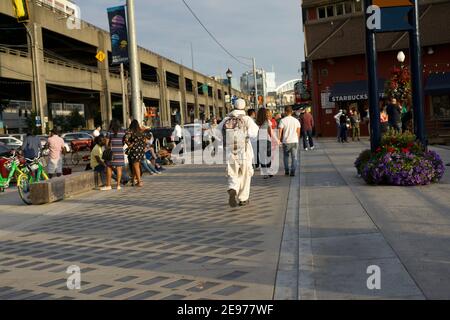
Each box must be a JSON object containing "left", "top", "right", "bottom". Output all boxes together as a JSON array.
[
  {"left": 61, "top": 132, "right": 94, "bottom": 151},
  {"left": 0, "top": 144, "right": 13, "bottom": 158},
  {"left": 0, "top": 136, "right": 23, "bottom": 150}
]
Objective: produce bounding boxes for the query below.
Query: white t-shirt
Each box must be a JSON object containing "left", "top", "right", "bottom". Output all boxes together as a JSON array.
[{"left": 279, "top": 116, "right": 301, "bottom": 144}]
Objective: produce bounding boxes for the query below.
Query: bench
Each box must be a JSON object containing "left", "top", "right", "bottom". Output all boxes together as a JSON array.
[{"left": 30, "top": 171, "right": 96, "bottom": 205}]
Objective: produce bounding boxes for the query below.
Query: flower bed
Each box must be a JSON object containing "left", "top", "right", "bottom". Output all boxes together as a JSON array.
[{"left": 355, "top": 130, "right": 445, "bottom": 186}]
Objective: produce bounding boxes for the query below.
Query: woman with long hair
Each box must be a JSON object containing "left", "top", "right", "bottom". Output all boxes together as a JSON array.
[
  {"left": 102, "top": 119, "right": 125, "bottom": 191},
  {"left": 124, "top": 119, "right": 146, "bottom": 187},
  {"left": 256, "top": 108, "right": 278, "bottom": 179}
]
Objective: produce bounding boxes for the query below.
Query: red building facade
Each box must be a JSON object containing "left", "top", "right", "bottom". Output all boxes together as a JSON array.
[{"left": 302, "top": 0, "right": 450, "bottom": 141}]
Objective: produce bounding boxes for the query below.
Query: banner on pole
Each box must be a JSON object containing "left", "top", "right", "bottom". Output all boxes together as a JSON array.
[{"left": 107, "top": 6, "right": 129, "bottom": 65}]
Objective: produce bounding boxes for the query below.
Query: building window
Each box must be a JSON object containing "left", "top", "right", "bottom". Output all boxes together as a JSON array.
[
  {"left": 318, "top": 7, "right": 326, "bottom": 19},
  {"left": 336, "top": 3, "right": 344, "bottom": 16},
  {"left": 345, "top": 1, "right": 353, "bottom": 14},
  {"left": 432, "top": 95, "right": 450, "bottom": 119},
  {"left": 326, "top": 6, "right": 335, "bottom": 18}
]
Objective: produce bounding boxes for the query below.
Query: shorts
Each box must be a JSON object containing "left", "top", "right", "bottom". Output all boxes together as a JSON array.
[{"left": 47, "top": 158, "right": 63, "bottom": 174}]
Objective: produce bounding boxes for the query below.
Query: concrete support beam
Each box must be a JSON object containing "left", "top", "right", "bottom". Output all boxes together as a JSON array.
[
  {"left": 179, "top": 66, "right": 187, "bottom": 125},
  {"left": 157, "top": 57, "right": 169, "bottom": 127}
]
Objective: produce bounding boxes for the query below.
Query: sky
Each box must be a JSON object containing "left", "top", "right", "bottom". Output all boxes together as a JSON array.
[{"left": 73, "top": 0, "right": 305, "bottom": 86}]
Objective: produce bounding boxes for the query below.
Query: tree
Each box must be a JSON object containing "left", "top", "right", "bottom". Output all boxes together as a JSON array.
[{"left": 384, "top": 66, "right": 411, "bottom": 102}]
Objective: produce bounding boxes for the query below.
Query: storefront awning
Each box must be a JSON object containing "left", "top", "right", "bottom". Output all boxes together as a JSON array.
[
  {"left": 425, "top": 73, "right": 450, "bottom": 95},
  {"left": 329, "top": 79, "right": 386, "bottom": 102}
]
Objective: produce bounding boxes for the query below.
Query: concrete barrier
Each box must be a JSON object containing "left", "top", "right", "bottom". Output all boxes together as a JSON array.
[{"left": 30, "top": 171, "right": 96, "bottom": 205}]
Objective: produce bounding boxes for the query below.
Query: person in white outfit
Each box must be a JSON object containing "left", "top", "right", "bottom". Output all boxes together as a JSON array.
[{"left": 218, "top": 99, "right": 259, "bottom": 207}]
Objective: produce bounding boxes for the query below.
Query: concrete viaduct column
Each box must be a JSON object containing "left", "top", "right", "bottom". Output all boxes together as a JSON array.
[
  {"left": 27, "top": 4, "right": 48, "bottom": 133},
  {"left": 193, "top": 72, "right": 199, "bottom": 120},
  {"left": 179, "top": 66, "right": 187, "bottom": 125},
  {"left": 157, "top": 57, "right": 169, "bottom": 127}
]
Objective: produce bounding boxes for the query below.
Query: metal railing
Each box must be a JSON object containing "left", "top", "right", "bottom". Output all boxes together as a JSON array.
[
  {"left": 43, "top": 56, "right": 98, "bottom": 73},
  {"left": 0, "top": 46, "right": 30, "bottom": 58}
]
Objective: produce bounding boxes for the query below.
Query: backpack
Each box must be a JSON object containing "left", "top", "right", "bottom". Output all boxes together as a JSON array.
[{"left": 222, "top": 115, "right": 249, "bottom": 154}]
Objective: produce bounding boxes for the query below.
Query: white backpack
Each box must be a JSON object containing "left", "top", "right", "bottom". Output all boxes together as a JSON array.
[{"left": 222, "top": 115, "right": 249, "bottom": 155}]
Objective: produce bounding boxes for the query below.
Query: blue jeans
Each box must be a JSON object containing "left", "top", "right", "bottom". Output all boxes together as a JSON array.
[
  {"left": 283, "top": 143, "right": 298, "bottom": 174},
  {"left": 141, "top": 159, "right": 159, "bottom": 174},
  {"left": 94, "top": 164, "right": 106, "bottom": 185}
]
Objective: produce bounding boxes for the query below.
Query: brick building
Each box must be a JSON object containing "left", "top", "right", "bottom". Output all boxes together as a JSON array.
[{"left": 302, "top": 0, "right": 450, "bottom": 141}]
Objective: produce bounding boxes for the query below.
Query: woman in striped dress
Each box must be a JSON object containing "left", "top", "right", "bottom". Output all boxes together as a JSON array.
[{"left": 101, "top": 119, "right": 126, "bottom": 191}]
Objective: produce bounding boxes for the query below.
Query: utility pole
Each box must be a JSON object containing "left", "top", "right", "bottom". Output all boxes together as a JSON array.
[
  {"left": 126, "top": 0, "right": 142, "bottom": 123},
  {"left": 252, "top": 58, "right": 258, "bottom": 109}
]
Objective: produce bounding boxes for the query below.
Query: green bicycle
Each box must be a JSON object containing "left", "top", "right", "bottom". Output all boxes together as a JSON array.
[{"left": 0, "top": 151, "right": 49, "bottom": 205}]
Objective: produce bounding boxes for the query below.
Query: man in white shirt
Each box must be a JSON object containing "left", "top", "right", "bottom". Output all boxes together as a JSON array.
[
  {"left": 93, "top": 126, "right": 101, "bottom": 138},
  {"left": 278, "top": 106, "right": 301, "bottom": 177},
  {"left": 172, "top": 121, "right": 183, "bottom": 143},
  {"left": 218, "top": 99, "right": 259, "bottom": 207},
  {"left": 334, "top": 110, "right": 343, "bottom": 142}
]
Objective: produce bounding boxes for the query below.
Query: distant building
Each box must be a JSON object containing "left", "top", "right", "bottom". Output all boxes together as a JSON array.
[{"left": 240, "top": 69, "right": 277, "bottom": 107}]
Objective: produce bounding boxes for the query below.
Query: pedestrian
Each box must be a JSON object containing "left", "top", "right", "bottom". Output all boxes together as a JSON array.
[
  {"left": 299, "top": 108, "right": 315, "bottom": 150},
  {"left": 93, "top": 126, "right": 101, "bottom": 138},
  {"left": 124, "top": 119, "right": 146, "bottom": 187},
  {"left": 401, "top": 100, "right": 412, "bottom": 133},
  {"left": 141, "top": 132, "right": 161, "bottom": 175},
  {"left": 90, "top": 135, "right": 106, "bottom": 187},
  {"left": 386, "top": 97, "right": 402, "bottom": 132},
  {"left": 102, "top": 119, "right": 126, "bottom": 191},
  {"left": 256, "top": 108, "right": 278, "bottom": 179},
  {"left": 334, "top": 109, "right": 343, "bottom": 142},
  {"left": 22, "top": 129, "right": 41, "bottom": 160},
  {"left": 46, "top": 129, "right": 65, "bottom": 178},
  {"left": 247, "top": 109, "right": 256, "bottom": 121},
  {"left": 278, "top": 105, "right": 301, "bottom": 177},
  {"left": 218, "top": 98, "right": 259, "bottom": 207},
  {"left": 339, "top": 110, "right": 349, "bottom": 143},
  {"left": 350, "top": 108, "right": 361, "bottom": 141},
  {"left": 171, "top": 121, "right": 183, "bottom": 148},
  {"left": 380, "top": 106, "right": 389, "bottom": 135}
]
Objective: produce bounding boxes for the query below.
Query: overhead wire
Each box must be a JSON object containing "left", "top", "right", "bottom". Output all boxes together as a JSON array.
[{"left": 181, "top": 0, "right": 252, "bottom": 68}]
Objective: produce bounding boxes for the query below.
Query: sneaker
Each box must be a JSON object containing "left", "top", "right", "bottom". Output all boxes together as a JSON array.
[
  {"left": 228, "top": 189, "right": 238, "bottom": 208},
  {"left": 100, "top": 186, "right": 112, "bottom": 191},
  {"left": 304, "top": 148, "right": 308, "bottom": 151},
  {"left": 285, "top": 171, "right": 290, "bottom": 176},
  {"left": 310, "top": 146, "right": 315, "bottom": 150},
  {"left": 239, "top": 200, "right": 249, "bottom": 207},
  {"left": 290, "top": 172, "right": 296, "bottom": 177},
  {"left": 263, "top": 175, "right": 269, "bottom": 179},
  {"left": 116, "top": 186, "right": 122, "bottom": 190}
]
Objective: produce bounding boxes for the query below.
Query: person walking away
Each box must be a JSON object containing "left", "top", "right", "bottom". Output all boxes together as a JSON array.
[
  {"left": 350, "top": 108, "right": 361, "bottom": 141},
  {"left": 401, "top": 100, "right": 412, "bottom": 133},
  {"left": 90, "top": 135, "right": 106, "bottom": 187},
  {"left": 256, "top": 108, "right": 279, "bottom": 179},
  {"left": 218, "top": 99, "right": 259, "bottom": 207},
  {"left": 386, "top": 97, "right": 402, "bottom": 132},
  {"left": 171, "top": 121, "right": 183, "bottom": 147},
  {"left": 334, "top": 109, "right": 343, "bottom": 142},
  {"left": 247, "top": 109, "right": 256, "bottom": 121},
  {"left": 278, "top": 106, "right": 301, "bottom": 176},
  {"left": 300, "top": 108, "right": 315, "bottom": 150},
  {"left": 102, "top": 119, "right": 126, "bottom": 191},
  {"left": 339, "top": 110, "right": 349, "bottom": 143},
  {"left": 47, "top": 129, "right": 65, "bottom": 178},
  {"left": 93, "top": 126, "right": 101, "bottom": 138},
  {"left": 22, "top": 129, "right": 42, "bottom": 160},
  {"left": 124, "top": 120, "right": 146, "bottom": 187}
]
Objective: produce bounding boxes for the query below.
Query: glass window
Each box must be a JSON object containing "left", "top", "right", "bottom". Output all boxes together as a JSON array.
[
  {"left": 355, "top": 0, "right": 363, "bottom": 12},
  {"left": 318, "top": 7, "right": 326, "bottom": 19},
  {"left": 345, "top": 1, "right": 353, "bottom": 14},
  {"left": 432, "top": 95, "right": 450, "bottom": 119},
  {"left": 336, "top": 3, "right": 344, "bottom": 16},
  {"left": 327, "top": 6, "right": 335, "bottom": 17}
]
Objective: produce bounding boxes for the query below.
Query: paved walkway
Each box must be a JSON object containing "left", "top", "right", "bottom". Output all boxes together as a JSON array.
[
  {"left": 290, "top": 139, "right": 450, "bottom": 300},
  {"left": 0, "top": 163, "right": 290, "bottom": 300}
]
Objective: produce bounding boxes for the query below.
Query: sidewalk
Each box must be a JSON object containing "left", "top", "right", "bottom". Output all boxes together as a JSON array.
[
  {"left": 294, "top": 138, "right": 450, "bottom": 300},
  {"left": 0, "top": 163, "right": 290, "bottom": 300}
]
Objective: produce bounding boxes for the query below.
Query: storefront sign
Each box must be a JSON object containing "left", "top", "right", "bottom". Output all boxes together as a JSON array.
[{"left": 330, "top": 93, "right": 385, "bottom": 102}]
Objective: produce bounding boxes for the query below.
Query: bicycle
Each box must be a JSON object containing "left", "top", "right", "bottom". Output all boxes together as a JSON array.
[
  {"left": 21, "top": 153, "right": 50, "bottom": 204},
  {"left": 0, "top": 151, "right": 46, "bottom": 205}
]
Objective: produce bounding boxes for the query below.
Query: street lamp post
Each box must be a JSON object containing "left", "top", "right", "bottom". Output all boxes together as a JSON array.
[{"left": 226, "top": 68, "right": 233, "bottom": 111}]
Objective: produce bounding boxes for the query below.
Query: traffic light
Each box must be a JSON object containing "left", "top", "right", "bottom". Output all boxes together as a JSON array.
[{"left": 12, "top": 0, "right": 30, "bottom": 23}]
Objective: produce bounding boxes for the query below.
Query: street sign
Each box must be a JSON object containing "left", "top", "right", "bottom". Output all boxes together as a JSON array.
[
  {"left": 367, "top": 0, "right": 414, "bottom": 33},
  {"left": 96, "top": 51, "right": 106, "bottom": 63}
]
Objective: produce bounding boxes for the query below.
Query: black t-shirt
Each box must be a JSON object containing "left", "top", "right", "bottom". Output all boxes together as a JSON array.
[
  {"left": 387, "top": 104, "right": 401, "bottom": 123},
  {"left": 339, "top": 114, "right": 347, "bottom": 125}
]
